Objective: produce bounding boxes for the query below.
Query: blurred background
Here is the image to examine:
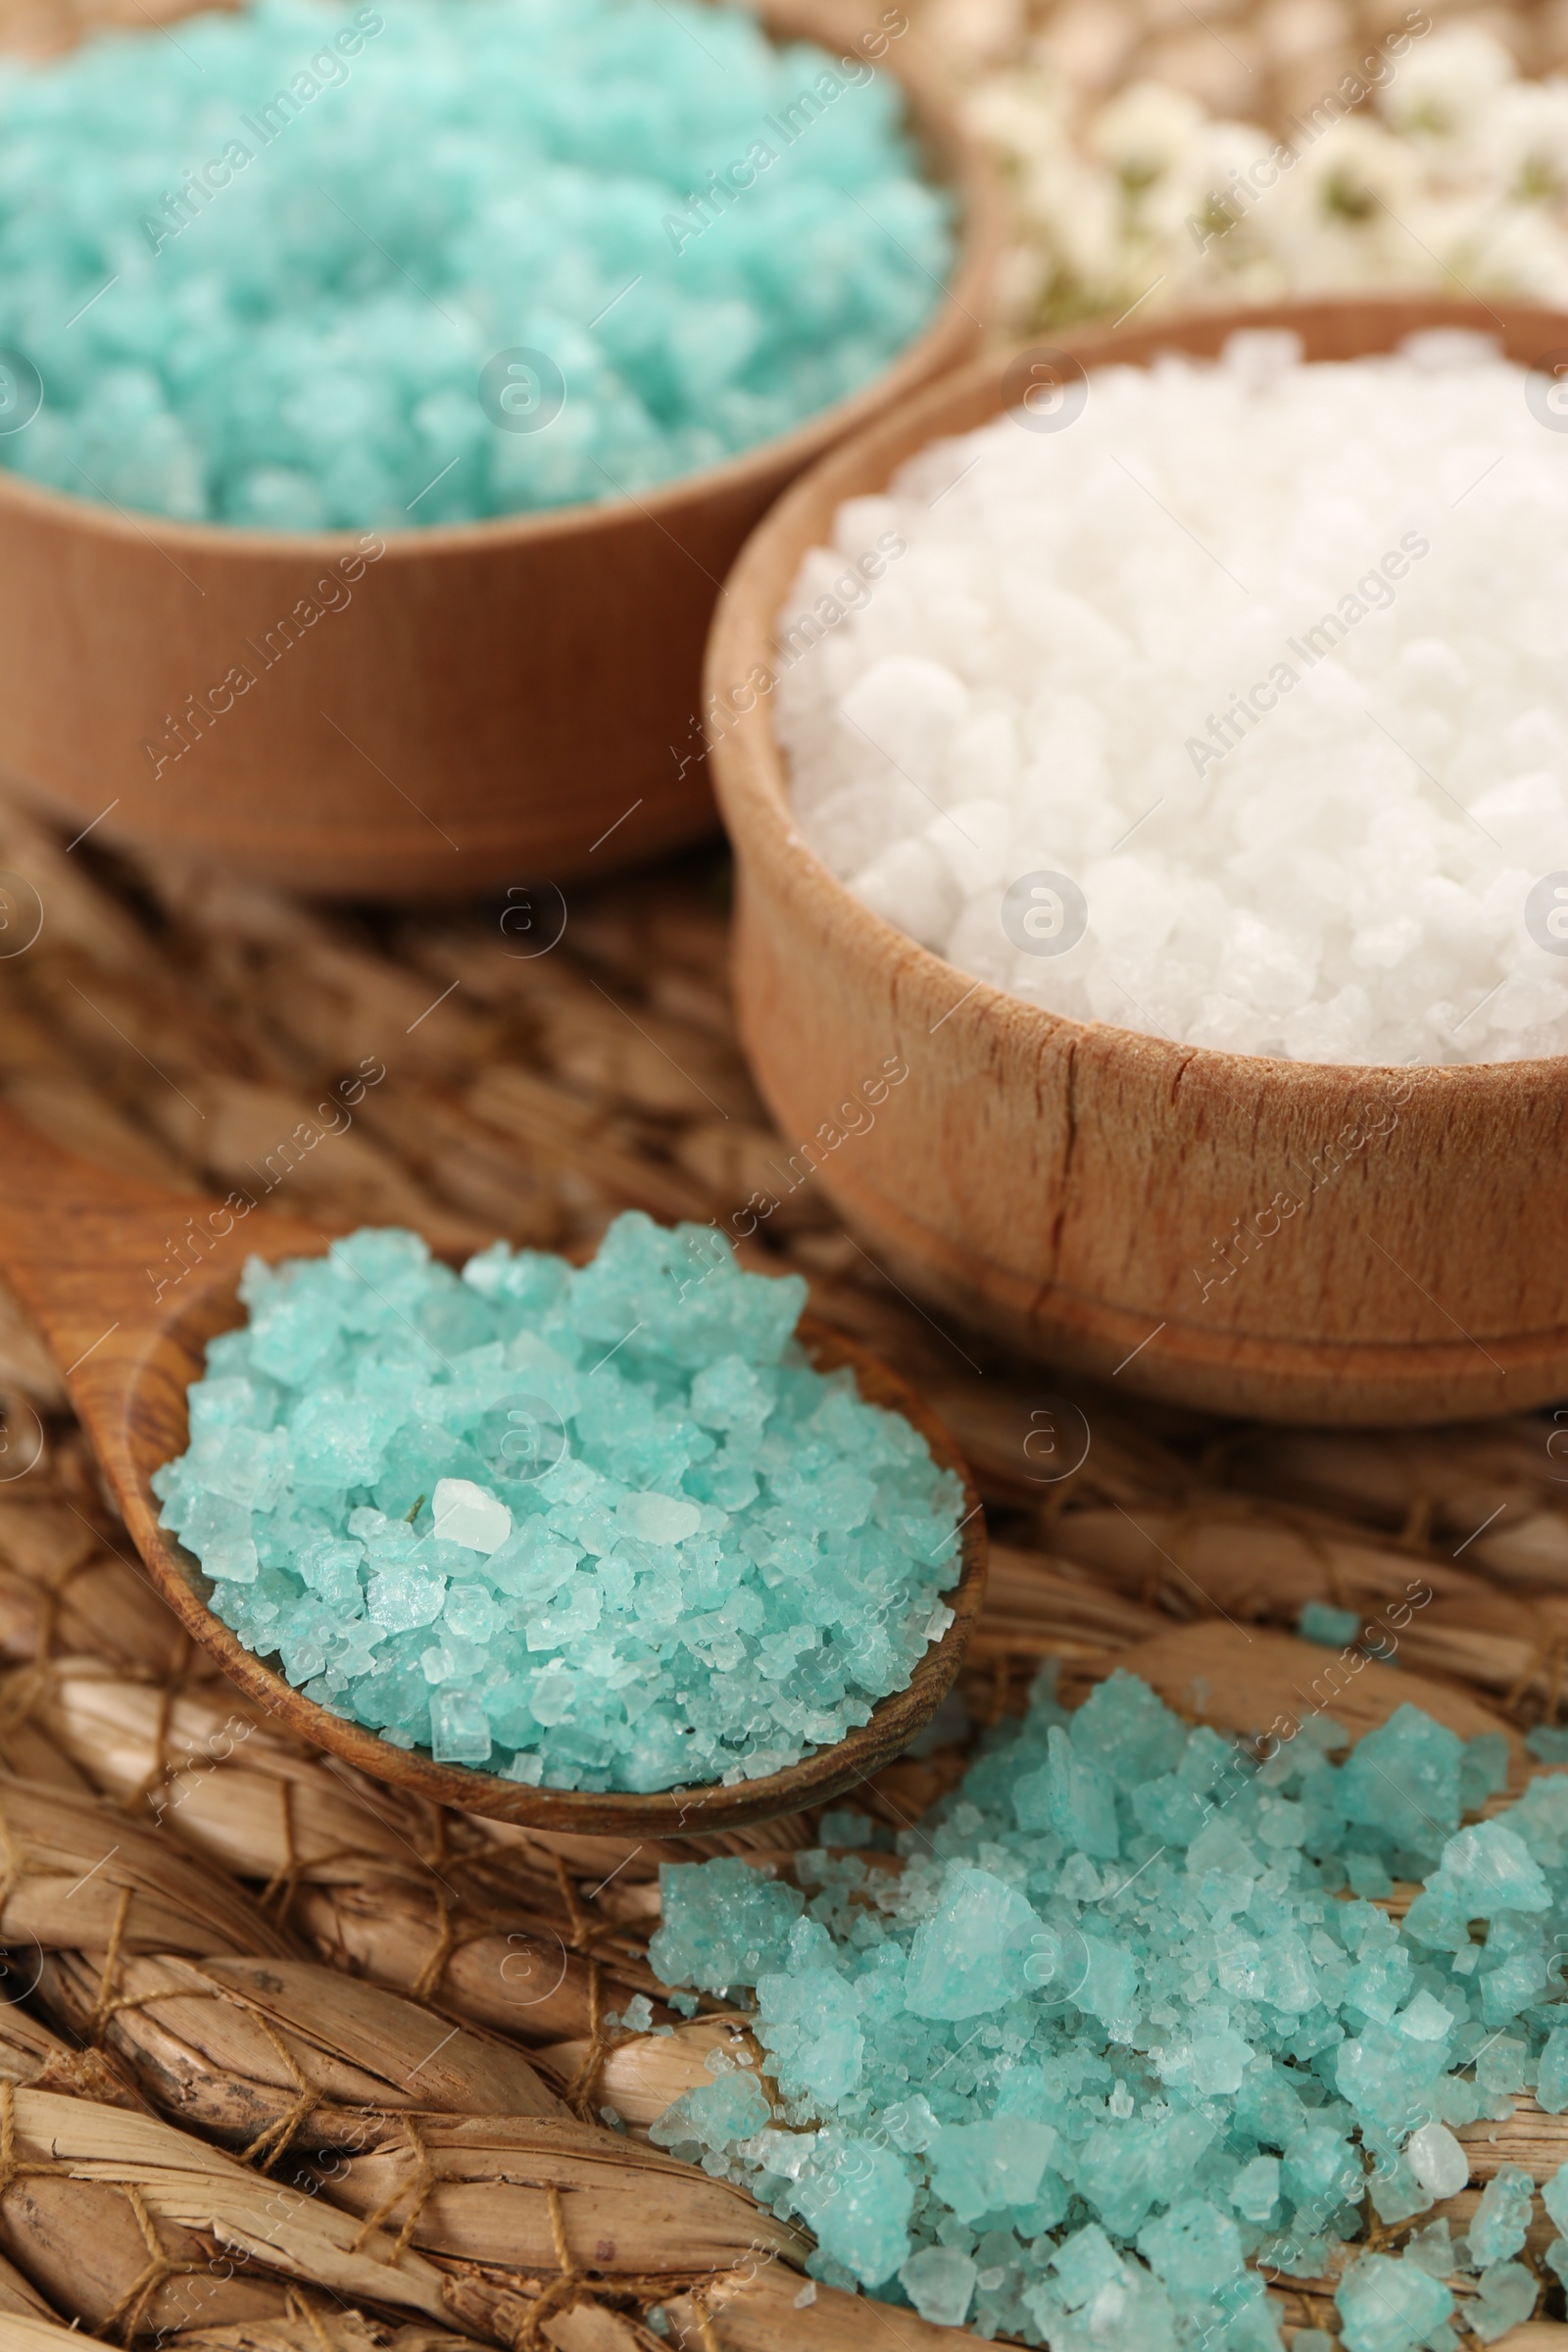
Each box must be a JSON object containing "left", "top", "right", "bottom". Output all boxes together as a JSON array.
[{"left": 14, "top": 0, "right": 1568, "bottom": 335}]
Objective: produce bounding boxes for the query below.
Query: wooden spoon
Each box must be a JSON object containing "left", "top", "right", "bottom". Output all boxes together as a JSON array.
[{"left": 0, "top": 1104, "right": 984, "bottom": 1835}]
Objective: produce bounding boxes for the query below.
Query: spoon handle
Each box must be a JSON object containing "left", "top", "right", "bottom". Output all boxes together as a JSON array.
[{"left": 0, "top": 1101, "right": 325, "bottom": 1421}]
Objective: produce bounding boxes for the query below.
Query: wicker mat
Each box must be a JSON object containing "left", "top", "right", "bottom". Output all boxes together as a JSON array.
[{"left": 0, "top": 787, "right": 1563, "bottom": 2344}]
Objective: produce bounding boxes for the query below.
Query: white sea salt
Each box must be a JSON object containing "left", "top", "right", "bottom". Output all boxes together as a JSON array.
[
  {"left": 430, "top": 1477, "right": 512, "bottom": 1554},
  {"left": 777, "top": 330, "right": 1568, "bottom": 1064},
  {"left": 1405, "top": 2120, "right": 1469, "bottom": 2200}
]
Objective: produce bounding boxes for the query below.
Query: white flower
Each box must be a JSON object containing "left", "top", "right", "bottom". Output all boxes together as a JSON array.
[
  {"left": 1281, "top": 113, "right": 1424, "bottom": 229},
  {"left": 1469, "top": 77, "right": 1568, "bottom": 204},
  {"left": 1254, "top": 116, "right": 1429, "bottom": 292},
  {"left": 963, "top": 73, "right": 1069, "bottom": 168},
  {"left": 1378, "top": 24, "right": 1517, "bottom": 141},
  {"left": 966, "top": 32, "right": 1568, "bottom": 336},
  {"left": 1022, "top": 152, "right": 1128, "bottom": 287},
  {"left": 1145, "top": 117, "right": 1287, "bottom": 258},
  {"left": 1087, "top": 79, "right": 1207, "bottom": 189},
  {"left": 1452, "top": 200, "right": 1568, "bottom": 301}
]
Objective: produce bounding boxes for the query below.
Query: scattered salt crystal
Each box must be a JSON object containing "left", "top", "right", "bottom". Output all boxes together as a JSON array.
[
  {"left": 781, "top": 332, "right": 1568, "bottom": 1065},
  {"left": 1467, "top": 2165, "right": 1535, "bottom": 2267},
  {"left": 1405, "top": 2121, "right": 1467, "bottom": 2199},
  {"left": 650, "top": 1669, "right": 1566, "bottom": 2338},
  {"left": 1470, "top": 2262, "right": 1537, "bottom": 2343},
  {"left": 1337, "top": 2256, "right": 1453, "bottom": 2352},
  {"left": 1298, "top": 1600, "right": 1360, "bottom": 1649}
]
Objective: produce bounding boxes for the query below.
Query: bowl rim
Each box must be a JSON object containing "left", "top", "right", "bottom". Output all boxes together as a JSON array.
[
  {"left": 127, "top": 1281, "right": 988, "bottom": 1836},
  {"left": 0, "top": 0, "right": 1004, "bottom": 564},
  {"left": 707, "top": 291, "right": 1568, "bottom": 1096}
]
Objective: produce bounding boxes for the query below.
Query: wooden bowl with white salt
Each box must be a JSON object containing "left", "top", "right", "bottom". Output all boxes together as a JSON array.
[{"left": 708, "top": 296, "right": 1568, "bottom": 1428}]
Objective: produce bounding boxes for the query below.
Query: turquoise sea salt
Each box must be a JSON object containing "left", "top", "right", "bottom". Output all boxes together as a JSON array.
[
  {"left": 1298, "top": 1602, "right": 1361, "bottom": 1651},
  {"left": 0, "top": 0, "right": 950, "bottom": 528},
  {"left": 151, "top": 1214, "right": 962, "bottom": 1791},
  {"left": 651, "top": 1674, "right": 1568, "bottom": 2347}
]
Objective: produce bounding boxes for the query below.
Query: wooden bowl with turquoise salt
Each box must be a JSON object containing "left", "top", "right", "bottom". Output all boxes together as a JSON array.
[
  {"left": 0, "top": 0, "right": 1001, "bottom": 901},
  {"left": 709, "top": 294, "right": 1568, "bottom": 1430},
  {"left": 0, "top": 1103, "right": 986, "bottom": 1835}
]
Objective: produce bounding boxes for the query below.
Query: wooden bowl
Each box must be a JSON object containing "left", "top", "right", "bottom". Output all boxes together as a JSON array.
[
  {"left": 0, "top": 2, "right": 1001, "bottom": 901},
  {"left": 708, "top": 296, "right": 1568, "bottom": 1429},
  {"left": 0, "top": 1105, "right": 985, "bottom": 1836}
]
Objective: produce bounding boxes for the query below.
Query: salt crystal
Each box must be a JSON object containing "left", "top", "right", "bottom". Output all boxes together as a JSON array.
[
  {"left": 1230, "top": 2154, "right": 1278, "bottom": 2222},
  {"left": 1540, "top": 2023, "right": 1568, "bottom": 2110},
  {"left": 1336, "top": 2255, "right": 1452, "bottom": 2352},
  {"left": 1298, "top": 1600, "right": 1360, "bottom": 1648},
  {"left": 1405, "top": 2121, "right": 1467, "bottom": 2199},
  {"left": 1469, "top": 2262, "right": 1537, "bottom": 2343},
  {"left": 431, "top": 1479, "right": 512, "bottom": 1555},
  {"left": 429, "top": 1688, "right": 491, "bottom": 1765},
  {"left": 902, "top": 1866, "right": 1042, "bottom": 2020},
  {"left": 793, "top": 2136, "right": 913, "bottom": 2286},
  {"left": 615, "top": 1492, "right": 702, "bottom": 1547},
  {"left": 898, "top": 2246, "right": 976, "bottom": 2326},
  {"left": 1467, "top": 2165, "right": 1535, "bottom": 2267}
]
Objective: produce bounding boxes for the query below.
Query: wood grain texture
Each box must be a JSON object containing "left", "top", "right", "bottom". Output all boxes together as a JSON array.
[
  {"left": 0, "top": 1103, "right": 986, "bottom": 1833},
  {"left": 707, "top": 295, "right": 1568, "bottom": 1426},
  {"left": 0, "top": 0, "right": 1002, "bottom": 901}
]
